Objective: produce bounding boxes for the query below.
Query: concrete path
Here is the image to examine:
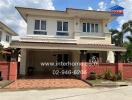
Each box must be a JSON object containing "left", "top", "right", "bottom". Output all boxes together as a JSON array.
[{"left": 0, "top": 86, "right": 132, "bottom": 100}]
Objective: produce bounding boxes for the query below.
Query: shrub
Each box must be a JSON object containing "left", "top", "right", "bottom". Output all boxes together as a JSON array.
[
  {"left": 104, "top": 70, "right": 113, "bottom": 80},
  {"left": 112, "top": 71, "right": 122, "bottom": 81},
  {"left": 112, "top": 74, "right": 118, "bottom": 81},
  {"left": 89, "top": 71, "right": 97, "bottom": 80},
  {"left": 117, "top": 71, "right": 122, "bottom": 80},
  {"left": 97, "top": 74, "right": 104, "bottom": 79}
]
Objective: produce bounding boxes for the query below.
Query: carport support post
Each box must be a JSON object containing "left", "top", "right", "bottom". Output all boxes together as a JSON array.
[
  {"left": 20, "top": 49, "right": 27, "bottom": 76},
  {"left": 80, "top": 50, "right": 87, "bottom": 80}
]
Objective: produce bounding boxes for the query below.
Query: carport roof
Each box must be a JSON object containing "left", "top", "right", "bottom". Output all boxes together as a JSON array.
[{"left": 10, "top": 41, "right": 126, "bottom": 52}]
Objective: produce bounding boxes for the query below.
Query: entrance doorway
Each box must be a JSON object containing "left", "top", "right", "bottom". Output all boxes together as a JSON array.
[
  {"left": 86, "top": 53, "right": 99, "bottom": 62},
  {"left": 56, "top": 54, "right": 69, "bottom": 69}
]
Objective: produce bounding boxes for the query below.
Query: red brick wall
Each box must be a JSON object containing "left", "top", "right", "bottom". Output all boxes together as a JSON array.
[
  {"left": 0, "top": 62, "right": 9, "bottom": 80},
  {"left": 123, "top": 64, "right": 132, "bottom": 79},
  {"left": 0, "top": 61, "right": 17, "bottom": 80},
  {"left": 81, "top": 62, "right": 132, "bottom": 80},
  {"left": 81, "top": 63, "right": 117, "bottom": 80},
  {"left": 86, "top": 64, "right": 116, "bottom": 77}
]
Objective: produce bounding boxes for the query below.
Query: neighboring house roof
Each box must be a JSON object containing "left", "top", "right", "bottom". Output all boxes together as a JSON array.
[
  {"left": 110, "top": 5, "right": 124, "bottom": 10},
  {"left": 0, "top": 21, "right": 18, "bottom": 36},
  {"left": 10, "top": 41, "right": 126, "bottom": 52},
  {"left": 15, "top": 7, "right": 117, "bottom": 22}
]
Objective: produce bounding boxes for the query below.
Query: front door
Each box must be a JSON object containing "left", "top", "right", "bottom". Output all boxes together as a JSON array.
[{"left": 56, "top": 54, "right": 69, "bottom": 69}]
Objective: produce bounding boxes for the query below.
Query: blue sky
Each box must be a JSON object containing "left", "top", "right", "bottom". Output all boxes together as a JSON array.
[
  {"left": 0, "top": 0, "right": 131, "bottom": 36},
  {"left": 54, "top": 0, "right": 109, "bottom": 10},
  {"left": 53, "top": 0, "right": 119, "bottom": 29}
]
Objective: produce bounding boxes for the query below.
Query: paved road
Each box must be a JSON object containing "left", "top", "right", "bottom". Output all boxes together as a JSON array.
[{"left": 0, "top": 86, "right": 132, "bottom": 100}]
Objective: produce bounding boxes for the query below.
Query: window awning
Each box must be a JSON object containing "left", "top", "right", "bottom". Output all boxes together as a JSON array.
[{"left": 10, "top": 41, "right": 126, "bottom": 52}]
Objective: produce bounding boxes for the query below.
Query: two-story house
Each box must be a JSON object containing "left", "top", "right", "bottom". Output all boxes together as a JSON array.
[
  {"left": 0, "top": 21, "right": 18, "bottom": 48},
  {"left": 10, "top": 7, "right": 126, "bottom": 77}
]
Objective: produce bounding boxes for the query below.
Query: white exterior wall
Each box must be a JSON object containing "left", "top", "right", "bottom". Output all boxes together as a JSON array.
[
  {"left": 0, "top": 29, "right": 11, "bottom": 48},
  {"left": 27, "top": 16, "right": 74, "bottom": 38},
  {"left": 107, "top": 51, "right": 115, "bottom": 63},
  {"left": 26, "top": 15, "right": 111, "bottom": 45}
]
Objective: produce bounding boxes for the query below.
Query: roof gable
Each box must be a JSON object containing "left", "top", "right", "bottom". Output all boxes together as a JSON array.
[{"left": 0, "top": 21, "right": 18, "bottom": 36}]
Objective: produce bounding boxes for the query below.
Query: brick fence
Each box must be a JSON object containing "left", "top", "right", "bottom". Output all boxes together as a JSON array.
[
  {"left": 81, "top": 62, "right": 132, "bottom": 80},
  {"left": 0, "top": 61, "right": 17, "bottom": 80},
  {"left": 123, "top": 64, "right": 132, "bottom": 79},
  {"left": 0, "top": 61, "right": 132, "bottom": 81}
]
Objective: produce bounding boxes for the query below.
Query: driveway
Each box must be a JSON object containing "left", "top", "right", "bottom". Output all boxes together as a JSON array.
[
  {"left": 5, "top": 79, "right": 89, "bottom": 89},
  {"left": 0, "top": 86, "right": 132, "bottom": 100}
]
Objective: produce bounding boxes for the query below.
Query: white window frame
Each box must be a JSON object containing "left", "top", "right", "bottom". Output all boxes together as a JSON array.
[
  {"left": 34, "top": 20, "right": 47, "bottom": 35},
  {"left": 34, "top": 20, "right": 46, "bottom": 30},
  {"left": 83, "top": 23, "right": 99, "bottom": 33},
  {"left": 57, "top": 21, "right": 68, "bottom": 32}
]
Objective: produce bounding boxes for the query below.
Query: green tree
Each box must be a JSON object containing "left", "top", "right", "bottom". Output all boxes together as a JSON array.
[
  {"left": 110, "top": 29, "right": 123, "bottom": 46},
  {"left": 110, "top": 29, "right": 124, "bottom": 62},
  {"left": 110, "top": 20, "right": 132, "bottom": 62},
  {"left": 122, "top": 21, "right": 132, "bottom": 62},
  {"left": 0, "top": 44, "right": 4, "bottom": 60}
]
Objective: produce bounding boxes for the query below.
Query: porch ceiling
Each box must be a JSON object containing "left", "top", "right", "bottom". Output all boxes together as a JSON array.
[{"left": 10, "top": 41, "right": 126, "bottom": 52}]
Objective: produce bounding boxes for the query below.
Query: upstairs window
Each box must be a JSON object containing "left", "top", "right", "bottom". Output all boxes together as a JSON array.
[
  {"left": 83, "top": 23, "right": 99, "bottom": 33},
  {"left": 91, "top": 24, "right": 95, "bottom": 32},
  {"left": 0, "top": 31, "right": 2, "bottom": 42},
  {"left": 63, "top": 22, "right": 68, "bottom": 31},
  {"left": 57, "top": 21, "right": 68, "bottom": 36},
  {"left": 87, "top": 23, "right": 90, "bottom": 32},
  {"left": 35, "top": 20, "right": 40, "bottom": 30},
  {"left": 83, "top": 23, "right": 86, "bottom": 32},
  {"left": 6, "top": 35, "right": 10, "bottom": 42},
  {"left": 95, "top": 24, "right": 99, "bottom": 32},
  {"left": 34, "top": 20, "right": 47, "bottom": 35},
  {"left": 57, "top": 21, "right": 62, "bottom": 31}
]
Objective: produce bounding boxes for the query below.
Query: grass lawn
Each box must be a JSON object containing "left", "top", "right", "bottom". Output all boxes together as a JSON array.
[{"left": 0, "top": 80, "right": 13, "bottom": 88}]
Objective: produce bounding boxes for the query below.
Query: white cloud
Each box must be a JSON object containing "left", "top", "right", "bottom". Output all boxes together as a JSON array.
[
  {"left": 116, "top": 0, "right": 132, "bottom": 30},
  {"left": 111, "top": 0, "right": 116, "bottom": 4},
  {"left": 0, "top": 0, "right": 10, "bottom": 8},
  {"left": 0, "top": 0, "right": 55, "bottom": 37},
  {"left": 88, "top": 6, "right": 93, "bottom": 10},
  {"left": 98, "top": 1, "right": 107, "bottom": 11}
]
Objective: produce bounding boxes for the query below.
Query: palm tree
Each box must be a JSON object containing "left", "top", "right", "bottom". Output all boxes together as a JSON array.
[
  {"left": 121, "top": 20, "right": 132, "bottom": 62},
  {"left": 110, "top": 20, "right": 132, "bottom": 62},
  {"left": 122, "top": 20, "right": 132, "bottom": 33},
  {"left": 110, "top": 29, "right": 123, "bottom": 62},
  {"left": 110, "top": 29, "right": 124, "bottom": 46}
]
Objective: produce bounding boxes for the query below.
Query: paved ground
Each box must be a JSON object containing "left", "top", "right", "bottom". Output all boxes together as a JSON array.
[
  {"left": 1, "top": 86, "right": 132, "bottom": 100},
  {"left": 6, "top": 79, "right": 89, "bottom": 89}
]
